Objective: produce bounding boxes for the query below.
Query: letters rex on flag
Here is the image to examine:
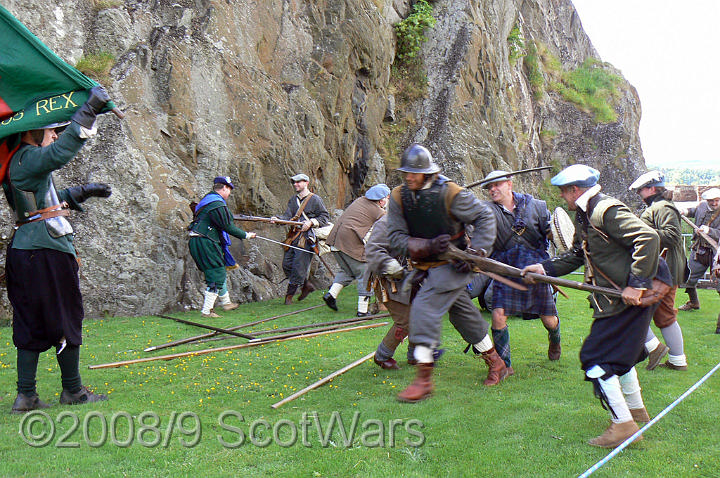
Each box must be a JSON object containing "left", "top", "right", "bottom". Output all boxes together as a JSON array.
[{"left": 0, "top": 4, "right": 116, "bottom": 138}]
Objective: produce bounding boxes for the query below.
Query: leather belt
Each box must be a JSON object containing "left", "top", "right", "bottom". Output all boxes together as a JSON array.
[{"left": 15, "top": 203, "right": 70, "bottom": 227}]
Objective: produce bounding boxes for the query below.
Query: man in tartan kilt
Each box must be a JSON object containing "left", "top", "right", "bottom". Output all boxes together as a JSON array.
[{"left": 482, "top": 171, "right": 561, "bottom": 375}]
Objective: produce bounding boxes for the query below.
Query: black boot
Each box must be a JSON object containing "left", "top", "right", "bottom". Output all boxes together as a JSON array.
[
  {"left": 12, "top": 393, "right": 50, "bottom": 414},
  {"left": 60, "top": 386, "right": 108, "bottom": 405}
]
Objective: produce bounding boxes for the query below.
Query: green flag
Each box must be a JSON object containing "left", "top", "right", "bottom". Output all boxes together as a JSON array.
[{"left": 0, "top": 5, "right": 115, "bottom": 138}]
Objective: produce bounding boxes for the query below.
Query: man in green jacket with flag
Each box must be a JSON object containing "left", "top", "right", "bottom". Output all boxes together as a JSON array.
[
  {"left": 5, "top": 86, "right": 113, "bottom": 413},
  {"left": 188, "top": 176, "right": 256, "bottom": 317}
]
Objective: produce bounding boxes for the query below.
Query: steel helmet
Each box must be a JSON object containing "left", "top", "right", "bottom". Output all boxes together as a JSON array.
[{"left": 397, "top": 144, "right": 441, "bottom": 174}]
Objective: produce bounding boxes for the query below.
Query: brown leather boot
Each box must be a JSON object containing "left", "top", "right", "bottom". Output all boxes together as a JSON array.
[
  {"left": 630, "top": 407, "right": 651, "bottom": 423},
  {"left": 548, "top": 342, "right": 561, "bottom": 361},
  {"left": 284, "top": 295, "right": 293, "bottom": 305},
  {"left": 481, "top": 347, "right": 509, "bottom": 386},
  {"left": 297, "top": 280, "right": 316, "bottom": 301},
  {"left": 646, "top": 343, "right": 670, "bottom": 370},
  {"left": 588, "top": 420, "right": 642, "bottom": 448},
  {"left": 397, "top": 363, "right": 433, "bottom": 403},
  {"left": 716, "top": 313, "right": 720, "bottom": 334}
]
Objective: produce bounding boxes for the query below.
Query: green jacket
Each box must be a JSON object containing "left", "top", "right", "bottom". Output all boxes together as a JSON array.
[
  {"left": 640, "top": 195, "right": 685, "bottom": 286},
  {"left": 188, "top": 193, "right": 248, "bottom": 273},
  {"left": 188, "top": 193, "right": 247, "bottom": 242},
  {"left": 544, "top": 193, "right": 659, "bottom": 318},
  {"left": 7, "top": 122, "right": 87, "bottom": 256}
]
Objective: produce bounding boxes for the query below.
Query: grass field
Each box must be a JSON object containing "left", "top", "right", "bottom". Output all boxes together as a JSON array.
[{"left": 0, "top": 286, "right": 719, "bottom": 477}]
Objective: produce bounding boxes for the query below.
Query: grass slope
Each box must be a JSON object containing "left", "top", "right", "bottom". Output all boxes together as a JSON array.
[{"left": 0, "top": 287, "right": 718, "bottom": 477}]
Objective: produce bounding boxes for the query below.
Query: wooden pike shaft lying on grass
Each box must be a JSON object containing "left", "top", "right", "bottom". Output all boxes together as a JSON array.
[
  {"left": 440, "top": 244, "right": 623, "bottom": 298},
  {"left": 198, "top": 313, "right": 390, "bottom": 344},
  {"left": 145, "top": 305, "right": 325, "bottom": 352},
  {"left": 155, "top": 314, "right": 256, "bottom": 339},
  {"left": 680, "top": 214, "right": 719, "bottom": 251},
  {"left": 271, "top": 351, "right": 376, "bottom": 409},
  {"left": 89, "top": 322, "right": 388, "bottom": 369}
]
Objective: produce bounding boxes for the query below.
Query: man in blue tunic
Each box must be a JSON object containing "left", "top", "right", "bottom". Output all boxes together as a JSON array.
[{"left": 188, "top": 176, "right": 256, "bottom": 317}]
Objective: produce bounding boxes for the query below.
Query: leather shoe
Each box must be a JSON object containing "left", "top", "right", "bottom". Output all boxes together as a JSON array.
[
  {"left": 678, "top": 301, "right": 700, "bottom": 311},
  {"left": 12, "top": 393, "right": 50, "bottom": 414},
  {"left": 202, "top": 310, "right": 222, "bottom": 318},
  {"left": 646, "top": 343, "right": 670, "bottom": 370},
  {"left": 659, "top": 360, "right": 688, "bottom": 371},
  {"left": 323, "top": 292, "right": 338, "bottom": 311},
  {"left": 374, "top": 357, "right": 400, "bottom": 370},
  {"left": 356, "top": 311, "right": 373, "bottom": 317},
  {"left": 60, "top": 386, "right": 108, "bottom": 405}
]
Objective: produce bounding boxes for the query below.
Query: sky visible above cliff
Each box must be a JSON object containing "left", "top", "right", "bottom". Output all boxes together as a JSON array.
[{"left": 573, "top": 0, "right": 719, "bottom": 170}]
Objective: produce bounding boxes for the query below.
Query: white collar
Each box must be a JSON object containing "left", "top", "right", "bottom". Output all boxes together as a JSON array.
[{"left": 576, "top": 184, "right": 602, "bottom": 212}]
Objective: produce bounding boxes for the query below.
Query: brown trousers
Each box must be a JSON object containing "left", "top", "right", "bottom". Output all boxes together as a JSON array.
[
  {"left": 652, "top": 286, "right": 678, "bottom": 329},
  {"left": 375, "top": 286, "right": 411, "bottom": 351}
]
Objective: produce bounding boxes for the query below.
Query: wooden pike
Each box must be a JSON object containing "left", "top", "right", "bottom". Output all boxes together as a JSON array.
[
  {"left": 441, "top": 244, "right": 622, "bottom": 298},
  {"left": 680, "top": 214, "right": 719, "bottom": 251},
  {"left": 155, "top": 314, "right": 256, "bottom": 339},
  {"left": 89, "top": 322, "right": 388, "bottom": 369},
  {"left": 233, "top": 214, "right": 305, "bottom": 227},
  {"left": 464, "top": 166, "right": 553, "bottom": 190},
  {"left": 144, "top": 305, "right": 325, "bottom": 352},
  {"left": 197, "top": 313, "right": 390, "bottom": 344},
  {"left": 248, "top": 320, "right": 387, "bottom": 343},
  {"left": 271, "top": 351, "right": 376, "bottom": 409}
]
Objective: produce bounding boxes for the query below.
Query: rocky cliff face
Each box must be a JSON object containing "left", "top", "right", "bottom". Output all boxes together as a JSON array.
[{"left": 0, "top": 0, "right": 646, "bottom": 318}]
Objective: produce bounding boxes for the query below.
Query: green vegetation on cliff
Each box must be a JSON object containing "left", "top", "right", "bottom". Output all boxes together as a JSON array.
[
  {"left": 383, "top": 0, "right": 437, "bottom": 162},
  {"left": 550, "top": 58, "right": 623, "bottom": 123},
  {"left": 393, "top": 0, "right": 436, "bottom": 64},
  {"left": 521, "top": 41, "right": 622, "bottom": 124}
]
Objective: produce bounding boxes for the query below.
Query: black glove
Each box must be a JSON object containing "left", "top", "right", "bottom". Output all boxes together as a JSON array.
[
  {"left": 452, "top": 259, "right": 472, "bottom": 274},
  {"left": 407, "top": 234, "right": 451, "bottom": 260},
  {"left": 67, "top": 183, "right": 112, "bottom": 203},
  {"left": 71, "top": 86, "right": 111, "bottom": 128}
]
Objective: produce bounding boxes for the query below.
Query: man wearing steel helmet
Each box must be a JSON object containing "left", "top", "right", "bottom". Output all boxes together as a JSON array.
[
  {"left": 481, "top": 170, "right": 561, "bottom": 375},
  {"left": 386, "top": 143, "right": 507, "bottom": 402},
  {"left": 3, "top": 86, "right": 114, "bottom": 412},
  {"left": 188, "top": 176, "right": 256, "bottom": 318},
  {"left": 522, "top": 164, "right": 659, "bottom": 448},
  {"left": 677, "top": 187, "right": 720, "bottom": 323},
  {"left": 629, "top": 171, "right": 688, "bottom": 370}
]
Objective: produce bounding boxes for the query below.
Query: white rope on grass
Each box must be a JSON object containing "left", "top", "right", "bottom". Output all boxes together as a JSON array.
[{"left": 579, "top": 360, "right": 720, "bottom": 478}]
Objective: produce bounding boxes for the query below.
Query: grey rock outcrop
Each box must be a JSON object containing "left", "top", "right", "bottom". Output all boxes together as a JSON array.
[{"left": 0, "top": 0, "right": 646, "bottom": 318}]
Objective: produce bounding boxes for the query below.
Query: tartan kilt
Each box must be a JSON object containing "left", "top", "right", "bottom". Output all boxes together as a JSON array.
[
  {"left": 6, "top": 247, "right": 84, "bottom": 351},
  {"left": 491, "top": 244, "right": 557, "bottom": 316}
]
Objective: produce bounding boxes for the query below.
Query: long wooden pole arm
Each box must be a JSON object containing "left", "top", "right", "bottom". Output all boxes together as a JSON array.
[
  {"left": 440, "top": 245, "right": 622, "bottom": 298},
  {"left": 233, "top": 214, "right": 305, "bottom": 227},
  {"left": 680, "top": 214, "right": 719, "bottom": 251}
]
